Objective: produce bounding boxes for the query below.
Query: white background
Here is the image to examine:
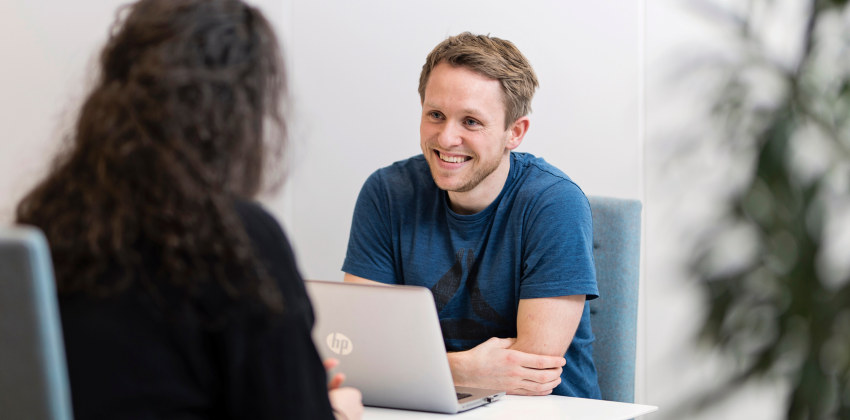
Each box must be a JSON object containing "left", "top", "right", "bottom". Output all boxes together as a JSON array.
[{"left": 0, "top": 0, "right": 788, "bottom": 418}]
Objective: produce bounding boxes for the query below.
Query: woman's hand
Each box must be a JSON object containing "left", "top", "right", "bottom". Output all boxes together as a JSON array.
[
  {"left": 324, "top": 358, "right": 346, "bottom": 390},
  {"left": 324, "top": 358, "right": 363, "bottom": 420}
]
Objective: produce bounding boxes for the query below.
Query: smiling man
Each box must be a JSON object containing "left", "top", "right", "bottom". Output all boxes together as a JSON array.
[{"left": 342, "top": 32, "right": 600, "bottom": 399}]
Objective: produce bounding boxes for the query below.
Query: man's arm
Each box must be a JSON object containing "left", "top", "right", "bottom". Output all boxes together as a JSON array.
[
  {"left": 446, "top": 295, "right": 585, "bottom": 396},
  {"left": 343, "top": 273, "right": 384, "bottom": 285},
  {"left": 343, "top": 272, "right": 569, "bottom": 395},
  {"left": 510, "top": 295, "right": 586, "bottom": 356},
  {"left": 446, "top": 338, "right": 565, "bottom": 396},
  {"left": 344, "top": 272, "right": 585, "bottom": 396}
]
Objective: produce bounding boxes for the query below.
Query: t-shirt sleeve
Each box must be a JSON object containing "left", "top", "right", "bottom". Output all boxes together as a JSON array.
[
  {"left": 341, "top": 170, "right": 398, "bottom": 284},
  {"left": 519, "top": 181, "right": 598, "bottom": 300}
]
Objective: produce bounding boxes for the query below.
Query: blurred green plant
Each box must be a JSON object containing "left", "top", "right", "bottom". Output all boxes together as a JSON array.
[{"left": 688, "top": 0, "right": 850, "bottom": 418}]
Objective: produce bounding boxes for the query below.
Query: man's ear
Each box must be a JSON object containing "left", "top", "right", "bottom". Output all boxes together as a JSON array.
[{"left": 505, "top": 116, "right": 530, "bottom": 150}]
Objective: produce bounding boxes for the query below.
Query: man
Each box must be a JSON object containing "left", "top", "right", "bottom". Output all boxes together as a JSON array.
[{"left": 342, "top": 32, "right": 600, "bottom": 399}]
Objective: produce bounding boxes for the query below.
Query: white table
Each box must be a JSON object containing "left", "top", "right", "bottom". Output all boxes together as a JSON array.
[{"left": 364, "top": 395, "right": 658, "bottom": 419}]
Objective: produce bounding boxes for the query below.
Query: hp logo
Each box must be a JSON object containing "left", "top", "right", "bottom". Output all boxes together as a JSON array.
[{"left": 326, "top": 332, "right": 353, "bottom": 356}]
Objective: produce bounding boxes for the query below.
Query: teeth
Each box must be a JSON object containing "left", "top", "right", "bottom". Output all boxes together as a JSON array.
[{"left": 439, "top": 152, "right": 467, "bottom": 163}]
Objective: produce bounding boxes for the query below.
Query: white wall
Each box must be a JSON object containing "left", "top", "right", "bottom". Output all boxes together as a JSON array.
[
  {"left": 0, "top": 0, "right": 286, "bottom": 224},
  {"left": 0, "top": 1, "right": 116, "bottom": 223},
  {"left": 3, "top": 1, "right": 799, "bottom": 418},
  {"left": 1, "top": 0, "right": 646, "bottom": 406},
  {"left": 276, "top": 0, "right": 646, "bottom": 407},
  {"left": 0, "top": 0, "right": 642, "bottom": 272},
  {"left": 279, "top": 0, "right": 642, "bottom": 282}
]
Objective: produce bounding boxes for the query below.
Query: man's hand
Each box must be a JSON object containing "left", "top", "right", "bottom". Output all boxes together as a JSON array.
[{"left": 447, "top": 337, "right": 565, "bottom": 396}]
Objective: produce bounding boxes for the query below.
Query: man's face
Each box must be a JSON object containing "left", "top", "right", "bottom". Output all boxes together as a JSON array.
[{"left": 420, "top": 62, "right": 513, "bottom": 194}]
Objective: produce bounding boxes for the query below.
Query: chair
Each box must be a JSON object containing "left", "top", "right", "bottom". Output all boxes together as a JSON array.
[
  {"left": 0, "top": 226, "right": 73, "bottom": 420},
  {"left": 587, "top": 196, "right": 642, "bottom": 403}
]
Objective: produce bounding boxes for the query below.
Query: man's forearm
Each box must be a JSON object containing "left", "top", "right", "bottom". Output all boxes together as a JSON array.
[
  {"left": 511, "top": 295, "right": 586, "bottom": 357},
  {"left": 446, "top": 351, "right": 471, "bottom": 386},
  {"left": 444, "top": 337, "right": 565, "bottom": 395},
  {"left": 343, "top": 273, "right": 386, "bottom": 285}
]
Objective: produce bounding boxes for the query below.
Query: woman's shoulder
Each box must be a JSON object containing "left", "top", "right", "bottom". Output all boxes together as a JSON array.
[
  {"left": 231, "top": 198, "right": 306, "bottom": 306},
  {"left": 233, "top": 199, "right": 291, "bottom": 253},
  {"left": 233, "top": 199, "right": 277, "bottom": 228}
]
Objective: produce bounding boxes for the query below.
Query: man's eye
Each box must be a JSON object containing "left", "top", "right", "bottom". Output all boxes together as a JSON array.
[
  {"left": 464, "top": 118, "right": 480, "bottom": 127},
  {"left": 429, "top": 111, "right": 443, "bottom": 119}
]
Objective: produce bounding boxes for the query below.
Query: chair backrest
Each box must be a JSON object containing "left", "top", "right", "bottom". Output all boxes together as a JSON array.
[
  {"left": 587, "top": 196, "right": 642, "bottom": 403},
  {"left": 0, "top": 226, "right": 73, "bottom": 420}
]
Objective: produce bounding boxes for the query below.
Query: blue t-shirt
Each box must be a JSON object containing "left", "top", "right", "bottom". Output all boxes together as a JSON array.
[{"left": 343, "top": 152, "right": 601, "bottom": 398}]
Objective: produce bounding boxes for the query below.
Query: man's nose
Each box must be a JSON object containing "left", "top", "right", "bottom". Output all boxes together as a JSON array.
[{"left": 437, "top": 123, "right": 463, "bottom": 148}]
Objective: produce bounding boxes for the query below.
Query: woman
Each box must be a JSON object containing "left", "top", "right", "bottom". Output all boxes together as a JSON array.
[{"left": 16, "top": 0, "right": 361, "bottom": 418}]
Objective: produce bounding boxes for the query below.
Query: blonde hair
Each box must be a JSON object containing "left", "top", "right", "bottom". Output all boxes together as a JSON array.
[{"left": 418, "top": 32, "right": 539, "bottom": 128}]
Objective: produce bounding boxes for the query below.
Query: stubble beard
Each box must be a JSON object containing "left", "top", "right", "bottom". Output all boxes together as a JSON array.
[{"left": 429, "top": 152, "right": 503, "bottom": 193}]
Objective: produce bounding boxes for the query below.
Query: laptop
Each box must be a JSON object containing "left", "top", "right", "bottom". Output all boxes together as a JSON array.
[
  {"left": 304, "top": 280, "right": 505, "bottom": 413},
  {"left": 0, "top": 226, "right": 73, "bottom": 420}
]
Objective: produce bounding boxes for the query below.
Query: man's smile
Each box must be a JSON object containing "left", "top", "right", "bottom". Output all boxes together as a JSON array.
[{"left": 436, "top": 150, "right": 472, "bottom": 164}]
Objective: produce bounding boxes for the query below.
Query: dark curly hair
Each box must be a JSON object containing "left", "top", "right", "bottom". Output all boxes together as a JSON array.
[{"left": 16, "top": 0, "right": 287, "bottom": 315}]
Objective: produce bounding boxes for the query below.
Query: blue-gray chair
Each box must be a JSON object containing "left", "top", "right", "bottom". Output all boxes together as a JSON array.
[
  {"left": 0, "top": 226, "right": 73, "bottom": 420},
  {"left": 587, "top": 196, "right": 642, "bottom": 403}
]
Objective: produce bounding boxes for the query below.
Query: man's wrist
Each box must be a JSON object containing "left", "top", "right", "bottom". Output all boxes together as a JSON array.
[{"left": 447, "top": 351, "right": 470, "bottom": 385}]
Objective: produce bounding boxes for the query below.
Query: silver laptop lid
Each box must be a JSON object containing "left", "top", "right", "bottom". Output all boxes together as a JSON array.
[{"left": 305, "top": 280, "right": 461, "bottom": 413}]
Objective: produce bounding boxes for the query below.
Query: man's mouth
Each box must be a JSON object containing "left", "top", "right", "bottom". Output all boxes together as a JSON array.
[{"left": 437, "top": 151, "right": 471, "bottom": 164}]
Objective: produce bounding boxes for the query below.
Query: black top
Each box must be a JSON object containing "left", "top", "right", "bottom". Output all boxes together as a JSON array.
[{"left": 58, "top": 201, "right": 335, "bottom": 419}]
